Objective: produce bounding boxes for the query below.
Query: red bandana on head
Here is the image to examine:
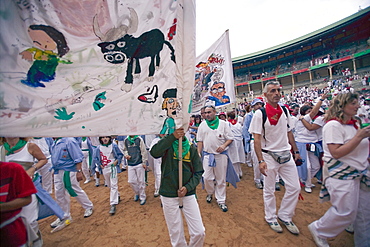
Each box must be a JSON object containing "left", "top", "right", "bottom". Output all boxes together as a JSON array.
[
  {"left": 265, "top": 102, "right": 282, "bottom": 126},
  {"left": 228, "top": 119, "right": 237, "bottom": 125}
]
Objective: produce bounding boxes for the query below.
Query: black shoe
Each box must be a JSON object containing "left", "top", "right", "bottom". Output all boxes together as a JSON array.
[
  {"left": 279, "top": 178, "right": 285, "bottom": 186},
  {"left": 219, "top": 203, "right": 228, "bottom": 212},
  {"left": 275, "top": 182, "right": 281, "bottom": 191},
  {"left": 206, "top": 194, "right": 212, "bottom": 203}
]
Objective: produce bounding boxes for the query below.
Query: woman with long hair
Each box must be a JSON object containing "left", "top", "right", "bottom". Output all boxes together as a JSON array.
[{"left": 308, "top": 93, "right": 370, "bottom": 247}]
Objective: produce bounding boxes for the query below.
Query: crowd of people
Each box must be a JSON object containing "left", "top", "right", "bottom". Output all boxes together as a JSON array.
[{"left": 1, "top": 81, "right": 369, "bottom": 247}]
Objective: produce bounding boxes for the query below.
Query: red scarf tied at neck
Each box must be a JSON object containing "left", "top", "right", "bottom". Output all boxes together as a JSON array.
[
  {"left": 265, "top": 102, "right": 282, "bottom": 126},
  {"left": 328, "top": 118, "right": 358, "bottom": 129},
  {"left": 228, "top": 119, "right": 237, "bottom": 125}
]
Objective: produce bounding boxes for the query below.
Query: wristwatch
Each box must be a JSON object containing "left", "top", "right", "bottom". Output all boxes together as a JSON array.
[
  {"left": 258, "top": 160, "right": 265, "bottom": 164},
  {"left": 77, "top": 169, "right": 82, "bottom": 173},
  {"left": 293, "top": 151, "right": 300, "bottom": 154}
]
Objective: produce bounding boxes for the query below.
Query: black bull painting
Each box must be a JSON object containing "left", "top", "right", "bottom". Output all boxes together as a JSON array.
[{"left": 97, "top": 29, "right": 176, "bottom": 85}]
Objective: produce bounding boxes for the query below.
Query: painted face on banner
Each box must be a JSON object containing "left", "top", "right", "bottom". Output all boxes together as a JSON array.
[
  {"left": 166, "top": 98, "right": 178, "bottom": 118},
  {"left": 28, "top": 28, "right": 57, "bottom": 51},
  {"left": 210, "top": 82, "right": 226, "bottom": 99}
]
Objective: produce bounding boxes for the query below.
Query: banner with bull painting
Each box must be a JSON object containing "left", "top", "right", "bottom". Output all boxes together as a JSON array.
[
  {"left": 0, "top": 0, "right": 195, "bottom": 137},
  {"left": 191, "top": 30, "right": 236, "bottom": 113}
]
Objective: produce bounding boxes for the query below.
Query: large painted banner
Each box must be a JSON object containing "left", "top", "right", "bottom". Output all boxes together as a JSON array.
[
  {"left": 0, "top": 0, "right": 195, "bottom": 137},
  {"left": 191, "top": 30, "right": 235, "bottom": 113}
]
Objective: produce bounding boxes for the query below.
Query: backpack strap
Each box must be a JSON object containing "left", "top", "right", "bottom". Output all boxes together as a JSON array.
[
  {"left": 281, "top": 106, "right": 290, "bottom": 129},
  {"left": 260, "top": 107, "right": 267, "bottom": 140}
]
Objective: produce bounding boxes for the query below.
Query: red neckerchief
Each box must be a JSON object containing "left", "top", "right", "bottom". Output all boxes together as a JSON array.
[
  {"left": 327, "top": 118, "right": 358, "bottom": 129},
  {"left": 228, "top": 119, "right": 237, "bottom": 125},
  {"left": 265, "top": 102, "right": 282, "bottom": 126}
]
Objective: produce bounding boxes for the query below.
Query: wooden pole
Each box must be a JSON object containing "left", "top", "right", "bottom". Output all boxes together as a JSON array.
[{"left": 178, "top": 136, "right": 183, "bottom": 208}]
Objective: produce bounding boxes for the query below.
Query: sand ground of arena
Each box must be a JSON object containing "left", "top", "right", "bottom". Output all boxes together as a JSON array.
[{"left": 39, "top": 164, "right": 354, "bottom": 247}]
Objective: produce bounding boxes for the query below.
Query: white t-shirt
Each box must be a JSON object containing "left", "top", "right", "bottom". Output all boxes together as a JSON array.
[
  {"left": 313, "top": 116, "right": 325, "bottom": 141},
  {"left": 100, "top": 144, "right": 114, "bottom": 167},
  {"left": 249, "top": 109, "right": 292, "bottom": 152},
  {"left": 290, "top": 115, "right": 299, "bottom": 135},
  {"left": 237, "top": 115, "right": 244, "bottom": 126},
  {"left": 29, "top": 138, "right": 51, "bottom": 159},
  {"left": 197, "top": 119, "right": 234, "bottom": 154},
  {"left": 294, "top": 114, "right": 319, "bottom": 143},
  {"left": 323, "top": 121, "right": 368, "bottom": 171},
  {"left": 229, "top": 122, "right": 243, "bottom": 141}
]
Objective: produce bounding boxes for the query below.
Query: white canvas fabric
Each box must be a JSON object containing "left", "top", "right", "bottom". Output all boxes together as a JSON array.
[
  {"left": 191, "top": 30, "right": 236, "bottom": 113},
  {"left": 0, "top": 0, "right": 195, "bottom": 136}
]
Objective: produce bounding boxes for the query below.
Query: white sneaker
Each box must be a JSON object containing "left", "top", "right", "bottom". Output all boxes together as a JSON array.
[
  {"left": 305, "top": 186, "right": 312, "bottom": 193},
  {"left": 50, "top": 218, "right": 61, "bottom": 228},
  {"left": 278, "top": 217, "right": 300, "bottom": 235},
  {"left": 255, "top": 181, "right": 263, "bottom": 189},
  {"left": 84, "top": 179, "right": 91, "bottom": 184},
  {"left": 308, "top": 222, "right": 329, "bottom": 247},
  {"left": 345, "top": 224, "right": 354, "bottom": 233},
  {"left": 51, "top": 217, "right": 72, "bottom": 233},
  {"left": 268, "top": 221, "right": 283, "bottom": 233},
  {"left": 154, "top": 190, "right": 159, "bottom": 197},
  {"left": 84, "top": 208, "right": 93, "bottom": 218}
]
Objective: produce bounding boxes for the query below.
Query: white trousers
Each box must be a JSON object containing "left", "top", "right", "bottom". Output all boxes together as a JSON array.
[
  {"left": 313, "top": 177, "right": 360, "bottom": 238},
  {"left": 54, "top": 170, "right": 93, "bottom": 217},
  {"left": 38, "top": 160, "right": 53, "bottom": 194},
  {"left": 354, "top": 187, "right": 370, "bottom": 247},
  {"left": 128, "top": 164, "right": 146, "bottom": 201},
  {"left": 102, "top": 165, "right": 119, "bottom": 205},
  {"left": 203, "top": 154, "right": 227, "bottom": 204},
  {"left": 305, "top": 151, "right": 321, "bottom": 187},
  {"left": 245, "top": 151, "right": 252, "bottom": 166},
  {"left": 161, "top": 195, "right": 205, "bottom": 247},
  {"left": 152, "top": 158, "right": 162, "bottom": 191},
  {"left": 262, "top": 152, "right": 300, "bottom": 222},
  {"left": 20, "top": 194, "right": 39, "bottom": 242},
  {"left": 251, "top": 140, "right": 263, "bottom": 183},
  {"left": 81, "top": 151, "right": 90, "bottom": 180}
]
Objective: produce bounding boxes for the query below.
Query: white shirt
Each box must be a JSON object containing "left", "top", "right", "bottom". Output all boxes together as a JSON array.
[
  {"left": 249, "top": 109, "right": 292, "bottom": 152},
  {"left": 294, "top": 114, "right": 319, "bottom": 143},
  {"left": 313, "top": 116, "right": 325, "bottom": 141},
  {"left": 197, "top": 119, "right": 234, "bottom": 154},
  {"left": 323, "top": 121, "right": 368, "bottom": 171}
]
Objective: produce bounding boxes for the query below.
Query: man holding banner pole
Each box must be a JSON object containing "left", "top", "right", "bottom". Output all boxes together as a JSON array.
[{"left": 150, "top": 128, "right": 205, "bottom": 247}]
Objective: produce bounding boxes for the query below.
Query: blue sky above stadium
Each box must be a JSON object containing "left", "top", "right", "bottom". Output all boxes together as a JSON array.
[{"left": 196, "top": 0, "right": 370, "bottom": 58}]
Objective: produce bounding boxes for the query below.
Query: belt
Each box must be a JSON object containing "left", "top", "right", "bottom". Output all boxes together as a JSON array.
[{"left": 262, "top": 149, "right": 269, "bottom": 153}]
